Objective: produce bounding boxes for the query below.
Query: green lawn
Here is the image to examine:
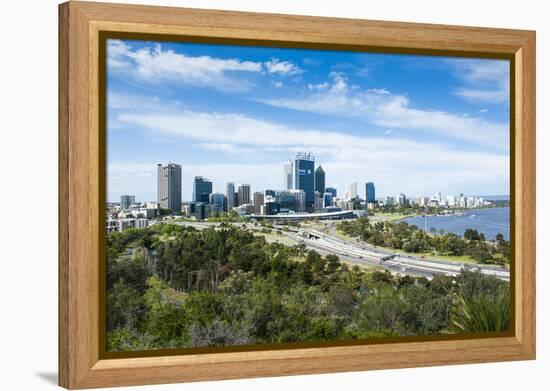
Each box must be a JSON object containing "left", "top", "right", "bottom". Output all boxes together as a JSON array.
[
  {"left": 335, "top": 230, "right": 356, "bottom": 242},
  {"left": 369, "top": 212, "right": 416, "bottom": 223},
  {"left": 253, "top": 231, "right": 299, "bottom": 246}
]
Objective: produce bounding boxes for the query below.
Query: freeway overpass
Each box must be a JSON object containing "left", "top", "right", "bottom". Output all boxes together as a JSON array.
[
  {"left": 174, "top": 220, "right": 509, "bottom": 281},
  {"left": 291, "top": 228, "right": 509, "bottom": 281}
]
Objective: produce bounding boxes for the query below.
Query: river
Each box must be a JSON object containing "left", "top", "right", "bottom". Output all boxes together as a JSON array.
[{"left": 402, "top": 207, "right": 510, "bottom": 240}]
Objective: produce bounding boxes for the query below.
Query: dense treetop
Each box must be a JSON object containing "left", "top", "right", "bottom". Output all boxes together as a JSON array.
[{"left": 106, "top": 223, "right": 510, "bottom": 352}]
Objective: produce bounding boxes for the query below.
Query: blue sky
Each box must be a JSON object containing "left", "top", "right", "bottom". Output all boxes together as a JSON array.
[{"left": 107, "top": 39, "right": 510, "bottom": 202}]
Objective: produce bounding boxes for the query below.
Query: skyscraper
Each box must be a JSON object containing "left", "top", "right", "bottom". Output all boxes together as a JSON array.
[
  {"left": 294, "top": 152, "right": 315, "bottom": 212},
  {"left": 193, "top": 176, "right": 212, "bottom": 203},
  {"left": 398, "top": 193, "right": 408, "bottom": 206},
  {"left": 157, "top": 163, "right": 182, "bottom": 212},
  {"left": 346, "top": 182, "right": 357, "bottom": 200},
  {"left": 237, "top": 184, "right": 251, "bottom": 206},
  {"left": 275, "top": 190, "right": 295, "bottom": 212},
  {"left": 253, "top": 192, "right": 264, "bottom": 214},
  {"left": 264, "top": 197, "right": 280, "bottom": 215},
  {"left": 325, "top": 187, "right": 337, "bottom": 198},
  {"left": 226, "top": 182, "right": 235, "bottom": 209},
  {"left": 290, "top": 189, "right": 306, "bottom": 212},
  {"left": 209, "top": 192, "right": 227, "bottom": 214},
  {"left": 120, "top": 195, "right": 135, "bottom": 210},
  {"left": 189, "top": 202, "right": 209, "bottom": 220},
  {"left": 323, "top": 192, "right": 333, "bottom": 207},
  {"left": 366, "top": 182, "right": 376, "bottom": 203},
  {"left": 315, "top": 165, "right": 325, "bottom": 195},
  {"left": 265, "top": 189, "right": 276, "bottom": 197},
  {"left": 314, "top": 191, "right": 324, "bottom": 211},
  {"left": 283, "top": 159, "right": 293, "bottom": 190}
]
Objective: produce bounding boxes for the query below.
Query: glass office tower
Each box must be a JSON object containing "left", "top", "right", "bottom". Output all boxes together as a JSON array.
[{"left": 294, "top": 152, "right": 315, "bottom": 212}]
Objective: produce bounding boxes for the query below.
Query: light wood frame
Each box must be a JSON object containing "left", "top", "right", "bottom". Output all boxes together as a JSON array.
[{"left": 59, "top": 1, "right": 536, "bottom": 389}]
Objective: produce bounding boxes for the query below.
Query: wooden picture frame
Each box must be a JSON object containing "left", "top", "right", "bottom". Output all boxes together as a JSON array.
[{"left": 59, "top": 1, "right": 536, "bottom": 389}]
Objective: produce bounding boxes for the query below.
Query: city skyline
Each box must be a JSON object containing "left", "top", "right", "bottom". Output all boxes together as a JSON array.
[
  {"left": 107, "top": 39, "right": 510, "bottom": 202},
  {"left": 115, "top": 160, "right": 506, "bottom": 206}
]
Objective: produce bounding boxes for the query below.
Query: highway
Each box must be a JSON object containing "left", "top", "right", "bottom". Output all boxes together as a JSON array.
[{"left": 175, "top": 220, "right": 510, "bottom": 281}]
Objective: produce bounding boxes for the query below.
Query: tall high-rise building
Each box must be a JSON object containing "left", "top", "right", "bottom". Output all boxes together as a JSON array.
[
  {"left": 283, "top": 159, "right": 293, "bottom": 190},
  {"left": 188, "top": 202, "right": 210, "bottom": 220},
  {"left": 209, "top": 192, "right": 227, "bottom": 214},
  {"left": 157, "top": 163, "right": 182, "bottom": 212},
  {"left": 265, "top": 189, "right": 276, "bottom": 197},
  {"left": 275, "top": 190, "right": 295, "bottom": 212},
  {"left": 365, "top": 182, "right": 376, "bottom": 203},
  {"left": 419, "top": 196, "right": 430, "bottom": 207},
  {"left": 290, "top": 189, "right": 306, "bottom": 212},
  {"left": 314, "top": 191, "right": 324, "bottom": 211},
  {"left": 459, "top": 193, "right": 467, "bottom": 208},
  {"left": 325, "top": 187, "right": 337, "bottom": 198},
  {"left": 294, "top": 152, "right": 315, "bottom": 212},
  {"left": 315, "top": 165, "right": 325, "bottom": 195},
  {"left": 226, "top": 182, "right": 235, "bottom": 209},
  {"left": 323, "top": 192, "right": 333, "bottom": 207},
  {"left": 263, "top": 196, "right": 280, "bottom": 215},
  {"left": 120, "top": 195, "right": 135, "bottom": 210},
  {"left": 253, "top": 192, "right": 264, "bottom": 214},
  {"left": 398, "top": 193, "right": 408, "bottom": 206},
  {"left": 346, "top": 182, "right": 358, "bottom": 200},
  {"left": 237, "top": 184, "right": 251, "bottom": 206},
  {"left": 193, "top": 176, "right": 212, "bottom": 203}
]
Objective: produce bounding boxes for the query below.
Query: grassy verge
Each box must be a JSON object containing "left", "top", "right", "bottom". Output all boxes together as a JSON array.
[
  {"left": 369, "top": 212, "right": 416, "bottom": 223},
  {"left": 335, "top": 230, "right": 356, "bottom": 242},
  {"left": 253, "top": 231, "right": 299, "bottom": 246}
]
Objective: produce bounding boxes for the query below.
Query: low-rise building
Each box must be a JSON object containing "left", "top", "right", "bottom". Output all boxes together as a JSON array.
[
  {"left": 250, "top": 209, "right": 355, "bottom": 222},
  {"left": 106, "top": 217, "right": 150, "bottom": 233},
  {"left": 234, "top": 203, "right": 255, "bottom": 216}
]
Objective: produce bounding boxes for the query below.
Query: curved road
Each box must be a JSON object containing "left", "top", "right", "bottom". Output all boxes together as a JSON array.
[{"left": 175, "top": 220, "right": 510, "bottom": 281}]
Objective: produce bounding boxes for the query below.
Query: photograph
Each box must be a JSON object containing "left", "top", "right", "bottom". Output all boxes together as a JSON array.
[{"left": 105, "top": 38, "right": 512, "bottom": 353}]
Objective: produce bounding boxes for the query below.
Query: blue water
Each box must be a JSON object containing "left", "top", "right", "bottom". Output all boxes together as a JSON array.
[
  {"left": 476, "top": 195, "right": 510, "bottom": 202},
  {"left": 403, "top": 207, "right": 510, "bottom": 240}
]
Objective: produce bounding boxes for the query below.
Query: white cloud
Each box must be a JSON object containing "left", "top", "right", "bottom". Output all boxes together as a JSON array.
[
  {"left": 117, "top": 107, "right": 509, "bottom": 157},
  {"left": 454, "top": 88, "right": 508, "bottom": 103},
  {"left": 302, "top": 58, "right": 322, "bottom": 67},
  {"left": 367, "top": 88, "right": 390, "bottom": 95},
  {"left": 307, "top": 82, "right": 329, "bottom": 91},
  {"left": 257, "top": 72, "right": 508, "bottom": 148},
  {"left": 449, "top": 59, "right": 510, "bottom": 104},
  {"left": 327, "top": 71, "right": 357, "bottom": 94},
  {"left": 118, "top": 109, "right": 414, "bottom": 150},
  {"left": 451, "top": 59, "right": 509, "bottom": 84},
  {"left": 195, "top": 143, "right": 252, "bottom": 154},
  {"left": 111, "top": 106, "right": 508, "bottom": 201},
  {"left": 107, "top": 40, "right": 305, "bottom": 91},
  {"left": 107, "top": 39, "right": 262, "bottom": 91},
  {"left": 264, "top": 58, "right": 303, "bottom": 76}
]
